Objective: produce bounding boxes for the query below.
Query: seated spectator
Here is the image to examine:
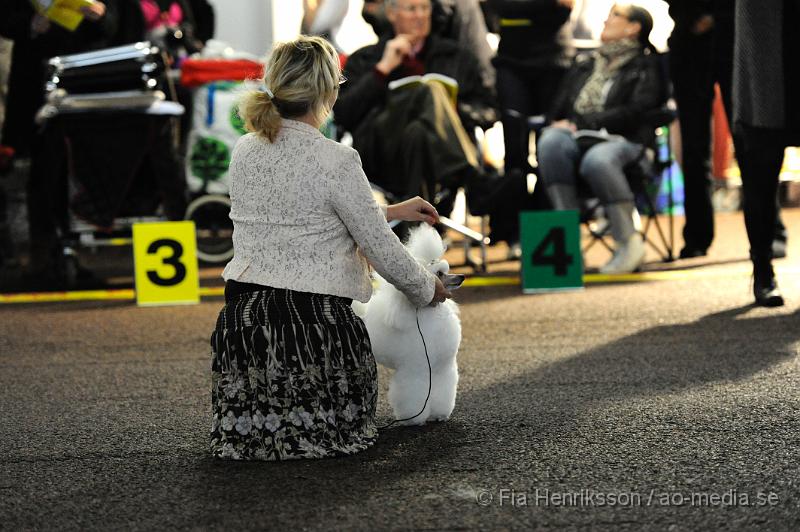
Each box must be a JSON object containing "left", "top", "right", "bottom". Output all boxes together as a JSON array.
[
  {"left": 362, "top": 0, "right": 496, "bottom": 94},
  {"left": 334, "top": 0, "right": 498, "bottom": 219},
  {"left": 536, "top": 3, "right": 662, "bottom": 274}
]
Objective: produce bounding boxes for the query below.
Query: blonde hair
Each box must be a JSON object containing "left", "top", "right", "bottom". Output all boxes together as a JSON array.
[{"left": 239, "top": 35, "right": 341, "bottom": 142}]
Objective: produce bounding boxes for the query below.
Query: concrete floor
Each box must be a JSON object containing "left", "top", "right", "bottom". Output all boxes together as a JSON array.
[{"left": 1, "top": 210, "right": 799, "bottom": 530}]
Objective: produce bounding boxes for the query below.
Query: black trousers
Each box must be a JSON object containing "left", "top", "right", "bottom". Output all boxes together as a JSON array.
[
  {"left": 670, "top": 31, "right": 785, "bottom": 251},
  {"left": 495, "top": 63, "right": 565, "bottom": 210},
  {"left": 734, "top": 125, "right": 785, "bottom": 264}
]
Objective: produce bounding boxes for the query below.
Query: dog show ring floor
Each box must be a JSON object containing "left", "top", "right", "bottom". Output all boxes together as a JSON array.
[{"left": 1, "top": 210, "right": 799, "bottom": 530}]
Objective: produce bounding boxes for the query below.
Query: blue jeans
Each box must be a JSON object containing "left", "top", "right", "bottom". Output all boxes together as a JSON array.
[{"left": 536, "top": 126, "right": 643, "bottom": 205}]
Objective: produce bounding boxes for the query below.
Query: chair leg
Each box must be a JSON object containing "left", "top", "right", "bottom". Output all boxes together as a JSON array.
[
  {"left": 480, "top": 215, "right": 488, "bottom": 271},
  {"left": 640, "top": 193, "right": 674, "bottom": 262}
]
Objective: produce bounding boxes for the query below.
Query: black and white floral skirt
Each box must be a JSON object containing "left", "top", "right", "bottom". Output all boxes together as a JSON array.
[{"left": 210, "top": 281, "right": 378, "bottom": 460}]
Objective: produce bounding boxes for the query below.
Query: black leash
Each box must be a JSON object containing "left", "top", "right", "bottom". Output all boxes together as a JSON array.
[{"left": 378, "top": 309, "right": 432, "bottom": 430}]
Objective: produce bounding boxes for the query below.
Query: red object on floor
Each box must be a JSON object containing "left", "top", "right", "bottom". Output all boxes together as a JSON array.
[
  {"left": 180, "top": 59, "right": 265, "bottom": 87},
  {"left": 712, "top": 83, "right": 733, "bottom": 180}
]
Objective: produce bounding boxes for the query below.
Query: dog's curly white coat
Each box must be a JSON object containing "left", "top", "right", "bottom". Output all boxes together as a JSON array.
[{"left": 355, "top": 225, "right": 462, "bottom": 425}]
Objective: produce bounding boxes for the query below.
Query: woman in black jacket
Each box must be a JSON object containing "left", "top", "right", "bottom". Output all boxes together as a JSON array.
[{"left": 536, "top": 3, "right": 663, "bottom": 274}]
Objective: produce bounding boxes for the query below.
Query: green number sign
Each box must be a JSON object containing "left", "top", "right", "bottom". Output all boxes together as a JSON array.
[{"left": 519, "top": 210, "right": 583, "bottom": 293}]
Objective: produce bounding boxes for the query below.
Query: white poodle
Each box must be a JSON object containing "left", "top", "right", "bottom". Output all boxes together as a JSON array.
[{"left": 358, "top": 225, "right": 464, "bottom": 425}]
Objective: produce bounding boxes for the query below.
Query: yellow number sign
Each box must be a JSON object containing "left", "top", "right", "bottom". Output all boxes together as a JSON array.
[{"left": 133, "top": 221, "right": 200, "bottom": 306}]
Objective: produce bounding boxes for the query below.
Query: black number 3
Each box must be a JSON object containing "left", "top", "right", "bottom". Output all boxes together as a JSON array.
[
  {"left": 531, "top": 227, "right": 573, "bottom": 276},
  {"left": 147, "top": 239, "right": 187, "bottom": 286}
]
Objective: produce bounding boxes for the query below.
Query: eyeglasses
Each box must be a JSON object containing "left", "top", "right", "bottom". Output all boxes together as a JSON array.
[{"left": 395, "top": 2, "right": 432, "bottom": 15}]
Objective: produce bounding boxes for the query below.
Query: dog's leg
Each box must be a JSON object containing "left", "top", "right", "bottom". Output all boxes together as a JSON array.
[
  {"left": 428, "top": 360, "right": 459, "bottom": 422},
  {"left": 388, "top": 369, "right": 430, "bottom": 425}
]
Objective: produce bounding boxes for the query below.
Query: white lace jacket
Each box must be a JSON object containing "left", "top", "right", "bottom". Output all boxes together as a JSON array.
[{"left": 222, "top": 119, "right": 436, "bottom": 307}]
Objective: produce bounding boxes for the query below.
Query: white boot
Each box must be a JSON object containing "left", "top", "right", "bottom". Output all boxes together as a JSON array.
[{"left": 599, "top": 233, "right": 645, "bottom": 274}]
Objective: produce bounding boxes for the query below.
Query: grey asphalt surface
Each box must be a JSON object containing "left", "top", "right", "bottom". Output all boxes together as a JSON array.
[{"left": 1, "top": 210, "right": 799, "bottom": 531}]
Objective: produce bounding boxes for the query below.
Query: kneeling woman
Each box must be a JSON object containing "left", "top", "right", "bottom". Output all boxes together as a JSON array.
[
  {"left": 537, "top": 3, "right": 662, "bottom": 274},
  {"left": 210, "top": 36, "right": 451, "bottom": 460}
]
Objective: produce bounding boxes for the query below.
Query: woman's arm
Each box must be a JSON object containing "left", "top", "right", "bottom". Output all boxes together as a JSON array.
[{"left": 329, "top": 149, "right": 440, "bottom": 307}]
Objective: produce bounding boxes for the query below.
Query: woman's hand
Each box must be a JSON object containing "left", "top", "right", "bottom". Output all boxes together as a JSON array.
[
  {"left": 386, "top": 197, "right": 439, "bottom": 225},
  {"left": 81, "top": 1, "right": 107, "bottom": 21},
  {"left": 430, "top": 277, "right": 452, "bottom": 306}
]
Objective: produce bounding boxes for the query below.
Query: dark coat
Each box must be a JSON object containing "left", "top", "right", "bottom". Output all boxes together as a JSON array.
[
  {"left": 434, "top": 0, "right": 496, "bottom": 91},
  {"left": 733, "top": 0, "right": 800, "bottom": 143},
  {"left": 666, "top": 0, "right": 733, "bottom": 57},
  {"left": 488, "top": 0, "right": 574, "bottom": 70},
  {"left": 665, "top": 0, "right": 714, "bottom": 44},
  {"left": 0, "top": 0, "right": 121, "bottom": 154},
  {"left": 334, "top": 33, "right": 496, "bottom": 136},
  {"left": 547, "top": 50, "right": 665, "bottom": 147}
]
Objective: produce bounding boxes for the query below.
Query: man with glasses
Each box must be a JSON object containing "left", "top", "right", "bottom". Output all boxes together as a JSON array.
[{"left": 334, "top": 0, "right": 500, "bottom": 222}]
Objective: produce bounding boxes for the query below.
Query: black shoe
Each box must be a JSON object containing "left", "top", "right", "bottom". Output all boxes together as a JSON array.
[
  {"left": 753, "top": 263, "right": 784, "bottom": 307},
  {"left": 679, "top": 245, "right": 707, "bottom": 259}
]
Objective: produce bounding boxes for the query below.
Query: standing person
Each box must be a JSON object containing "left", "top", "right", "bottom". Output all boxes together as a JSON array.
[
  {"left": 434, "top": 0, "right": 497, "bottom": 93},
  {"left": 210, "top": 35, "right": 452, "bottom": 460},
  {"left": 120, "top": 0, "right": 208, "bottom": 63},
  {"left": 666, "top": 0, "right": 786, "bottom": 259},
  {"left": 362, "top": 0, "right": 394, "bottom": 37},
  {"left": 0, "top": 1, "right": 117, "bottom": 286},
  {"left": 731, "top": 0, "right": 798, "bottom": 307},
  {"left": 0, "top": 0, "right": 116, "bottom": 157},
  {"left": 0, "top": 37, "right": 13, "bottom": 267},
  {"left": 302, "top": 0, "right": 350, "bottom": 51},
  {"left": 489, "top": 0, "right": 574, "bottom": 183},
  {"left": 0, "top": 37, "right": 10, "bottom": 130},
  {"left": 488, "top": 0, "right": 575, "bottom": 252}
]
